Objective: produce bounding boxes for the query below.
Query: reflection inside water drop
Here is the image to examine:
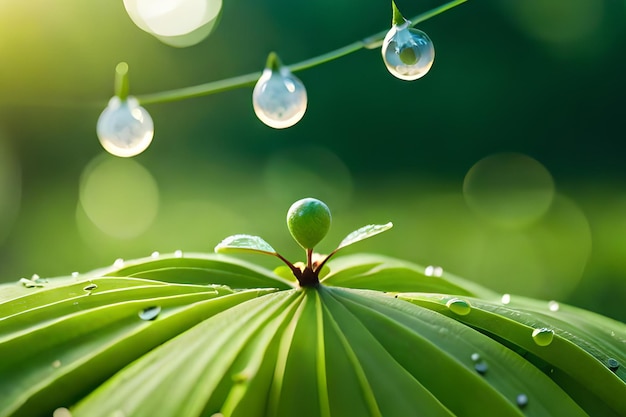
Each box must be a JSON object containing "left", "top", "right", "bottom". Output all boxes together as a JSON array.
[
  {"left": 139, "top": 306, "right": 161, "bottom": 321},
  {"left": 548, "top": 300, "right": 560, "bottom": 312},
  {"left": 501, "top": 293, "right": 511, "bottom": 304}
]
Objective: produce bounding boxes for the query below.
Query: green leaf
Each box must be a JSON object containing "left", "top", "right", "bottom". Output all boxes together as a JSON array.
[
  {"left": 335, "top": 223, "right": 393, "bottom": 251},
  {"left": 104, "top": 253, "right": 294, "bottom": 290},
  {"left": 399, "top": 292, "right": 626, "bottom": 416},
  {"left": 322, "top": 253, "right": 494, "bottom": 297},
  {"left": 215, "top": 234, "right": 277, "bottom": 255}
]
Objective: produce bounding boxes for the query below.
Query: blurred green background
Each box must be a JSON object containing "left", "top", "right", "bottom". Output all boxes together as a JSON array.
[{"left": 0, "top": 0, "right": 625, "bottom": 321}]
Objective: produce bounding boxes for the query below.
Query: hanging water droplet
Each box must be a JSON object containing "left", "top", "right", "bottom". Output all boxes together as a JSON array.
[
  {"left": 53, "top": 407, "right": 72, "bottom": 417},
  {"left": 424, "top": 265, "right": 443, "bottom": 277},
  {"left": 139, "top": 306, "right": 161, "bottom": 321},
  {"left": 381, "top": 21, "right": 434, "bottom": 81},
  {"left": 252, "top": 53, "right": 307, "bottom": 129},
  {"left": 470, "top": 353, "right": 481, "bottom": 362},
  {"left": 516, "top": 393, "right": 529, "bottom": 408},
  {"left": 607, "top": 358, "right": 620, "bottom": 372},
  {"left": 151, "top": 251, "right": 160, "bottom": 258},
  {"left": 174, "top": 250, "right": 183, "bottom": 258},
  {"left": 532, "top": 327, "right": 554, "bottom": 346},
  {"left": 113, "top": 258, "right": 125, "bottom": 268},
  {"left": 446, "top": 298, "right": 471, "bottom": 316},
  {"left": 97, "top": 96, "right": 154, "bottom": 158},
  {"left": 52, "top": 359, "right": 62, "bottom": 368},
  {"left": 501, "top": 293, "right": 511, "bottom": 304},
  {"left": 548, "top": 300, "right": 560, "bottom": 312},
  {"left": 83, "top": 283, "right": 98, "bottom": 292}
]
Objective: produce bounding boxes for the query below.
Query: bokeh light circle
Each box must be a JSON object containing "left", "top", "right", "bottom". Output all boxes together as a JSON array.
[
  {"left": 123, "top": 0, "right": 222, "bottom": 46},
  {"left": 78, "top": 155, "right": 159, "bottom": 239},
  {"left": 463, "top": 153, "right": 555, "bottom": 229}
]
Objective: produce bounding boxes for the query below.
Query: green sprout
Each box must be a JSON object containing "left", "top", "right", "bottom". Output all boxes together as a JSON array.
[{"left": 215, "top": 198, "right": 393, "bottom": 287}]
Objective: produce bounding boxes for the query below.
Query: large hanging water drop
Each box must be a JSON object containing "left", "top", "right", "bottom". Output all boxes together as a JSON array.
[
  {"left": 97, "top": 97, "right": 154, "bottom": 157},
  {"left": 381, "top": 2, "right": 434, "bottom": 81},
  {"left": 253, "top": 52, "right": 307, "bottom": 129},
  {"left": 97, "top": 62, "right": 154, "bottom": 158}
]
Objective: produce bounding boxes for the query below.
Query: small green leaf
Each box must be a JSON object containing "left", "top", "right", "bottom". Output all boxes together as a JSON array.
[
  {"left": 336, "top": 223, "right": 393, "bottom": 251},
  {"left": 215, "top": 234, "right": 277, "bottom": 255}
]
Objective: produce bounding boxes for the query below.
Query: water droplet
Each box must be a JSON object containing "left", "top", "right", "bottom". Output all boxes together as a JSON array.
[
  {"left": 470, "top": 353, "right": 481, "bottom": 362},
  {"left": 151, "top": 251, "right": 160, "bottom": 258},
  {"left": 83, "top": 283, "right": 98, "bottom": 292},
  {"left": 607, "top": 358, "right": 620, "bottom": 372},
  {"left": 71, "top": 272, "right": 79, "bottom": 278},
  {"left": 53, "top": 407, "right": 72, "bottom": 417},
  {"left": 19, "top": 277, "right": 43, "bottom": 288},
  {"left": 446, "top": 298, "right": 471, "bottom": 316},
  {"left": 424, "top": 265, "right": 443, "bottom": 277},
  {"left": 381, "top": 21, "right": 434, "bottom": 81},
  {"left": 474, "top": 361, "right": 488, "bottom": 375},
  {"left": 113, "top": 258, "right": 125, "bottom": 268},
  {"left": 532, "top": 327, "right": 554, "bottom": 346},
  {"left": 548, "top": 300, "right": 560, "bottom": 312},
  {"left": 516, "top": 393, "right": 528, "bottom": 408},
  {"left": 97, "top": 96, "right": 154, "bottom": 158},
  {"left": 31, "top": 273, "right": 40, "bottom": 280},
  {"left": 139, "top": 306, "right": 161, "bottom": 321},
  {"left": 52, "top": 359, "right": 62, "bottom": 368},
  {"left": 252, "top": 54, "right": 307, "bottom": 129},
  {"left": 501, "top": 293, "right": 511, "bottom": 304},
  {"left": 174, "top": 250, "right": 183, "bottom": 258}
]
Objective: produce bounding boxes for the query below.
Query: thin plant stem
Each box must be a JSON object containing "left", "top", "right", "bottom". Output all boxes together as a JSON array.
[{"left": 136, "top": 0, "right": 467, "bottom": 105}]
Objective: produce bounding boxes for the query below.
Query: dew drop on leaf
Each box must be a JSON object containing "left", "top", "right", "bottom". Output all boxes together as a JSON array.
[
  {"left": 52, "top": 359, "right": 62, "bottom": 368},
  {"left": 532, "top": 327, "right": 554, "bottom": 346},
  {"left": 97, "top": 96, "right": 154, "bottom": 158},
  {"left": 174, "top": 250, "right": 183, "bottom": 258},
  {"left": 113, "top": 258, "right": 125, "bottom": 268},
  {"left": 446, "top": 298, "right": 471, "bottom": 316},
  {"left": 607, "top": 358, "right": 620, "bottom": 372},
  {"left": 138, "top": 306, "right": 161, "bottom": 321},
  {"left": 548, "top": 300, "right": 560, "bottom": 312},
  {"left": 53, "top": 408, "right": 72, "bottom": 417},
  {"left": 71, "top": 272, "right": 79, "bottom": 278},
  {"left": 470, "top": 353, "right": 481, "bottom": 362},
  {"left": 252, "top": 66, "right": 307, "bottom": 129},
  {"left": 516, "top": 393, "right": 529, "bottom": 408},
  {"left": 381, "top": 21, "right": 434, "bottom": 81},
  {"left": 474, "top": 361, "right": 488, "bottom": 375},
  {"left": 424, "top": 265, "right": 443, "bottom": 277},
  {"left": 151, "top": 251, "right": 160, "bottom": 258},
  {"left": 501, "top": 293, "right": 511, "bottom": 304}
]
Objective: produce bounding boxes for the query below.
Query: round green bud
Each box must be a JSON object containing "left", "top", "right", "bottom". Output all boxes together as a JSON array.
[{"left": 286, "top": 198, "right": 331, "bottom": 249}]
